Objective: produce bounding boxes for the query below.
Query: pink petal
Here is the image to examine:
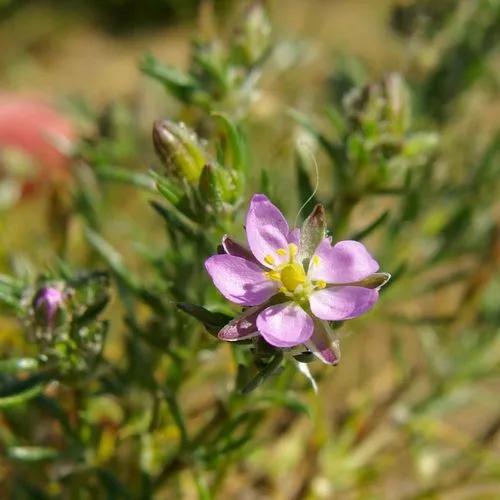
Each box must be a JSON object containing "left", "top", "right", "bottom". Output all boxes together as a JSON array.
[
  {"left": 305, "top": 320, "right": 340, "bottom": 365},
  {"left": 309, "top": 286, "right": 379, "bottom": 321},
  {"left": 256, "top": 302, "right": 314, "bottom": 348},
  {"left": 245, "top": 194, "right": 290, "bottom": 267},
  {"left": 220, "top": 235, "right": 260, "bottom": 264},
  {"left": 308, "top": 239, "right": 379, "bottom": 284},
  {"left": 218, "top": 305, "right": 264, "bottom": 341},
  {"left": 205, "top": 255, "right": 278, "bottom": 306}
]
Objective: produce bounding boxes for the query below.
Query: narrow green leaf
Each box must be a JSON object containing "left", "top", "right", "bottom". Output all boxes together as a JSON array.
[
  {"left": 192, "top": 469, "right": 212, "bottom": 500},
  {"left": 94, "top": 165, "right": 156, "bottom": 191},
  {"left": 213, "top": 112, "right": 247, "bottom": 171},
  {"left": 325, "top": 104, "right": 347, "bottom": 137},
  {"left": 177, "top": 303, "right": 232, "bottom": 335},
  {"left": 293, "top": 352, "right": 315, "bottom": 363},
  {"left": 163, "top": 388, "right": 189, "bottom": 448},
  {"left": 0, "top": 358, "right": 39, "bottom": 374},
  {"left": 140, "top": 53, "right": 197, "bottom": 102},
  {"left": 198, "top": 163, "right": 223, "bottom": 210},
  {"left": 210, "top": 434, "right": 253, "bottom": 457},
  {"left": 7, "top": 446, "right": 58, "bottom": 462},
  {"left": 150, "top": 201, "right": 201, "bottom": 239},
  {"left": 0, "top": 384, "right": 43, "bottom": 409},
  {"left": 350, "top": 210, "right": 389, "bottom": 240},
  {"left": 150, "top": 170, "right": 183, "bottom": 206},
  {"left": 0, "top": 274, "right": 24, "bottom": 290},
  {"left": 241, "top": 352, "right": 283, "bottom": 394},
  {"left": 97, "top": 469, "right": 133, "bottom": 499},
  {"left": 85, "top": 228, "right": 138, "bottom": 290},
  {"left": 73, "top": 294, "right": 110, "bottom": 328},
  {"left": 0, "top": 290, "right": 22, "bottom": 313}
]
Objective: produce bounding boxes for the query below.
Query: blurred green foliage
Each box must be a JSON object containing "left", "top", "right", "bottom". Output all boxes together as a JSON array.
[{"left": 0, "top": 0, "right": 234, "bottom": 33}]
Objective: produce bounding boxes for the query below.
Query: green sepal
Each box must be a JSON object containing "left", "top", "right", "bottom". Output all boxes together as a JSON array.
[{"left": 299, "top": 204, "right": 327, "bottom": 262}]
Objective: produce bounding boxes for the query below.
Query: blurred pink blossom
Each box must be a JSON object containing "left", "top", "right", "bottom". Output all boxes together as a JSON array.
[{"left": 0, "top": 93, "right": 75, "bottom": 196}]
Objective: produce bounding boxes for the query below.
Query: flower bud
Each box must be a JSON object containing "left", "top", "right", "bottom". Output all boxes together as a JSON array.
[
  {"left": 234, "top": 3, "right": 272, "bottom": 66},
  {"left": 343, "top": 73, "right": 410, "bottom": 137},
  {"left": 32, "top": 286, "right": 65, "bottom": 330},
  {"left": 152, "top": 120, "right": 206, "bottom": 183}
]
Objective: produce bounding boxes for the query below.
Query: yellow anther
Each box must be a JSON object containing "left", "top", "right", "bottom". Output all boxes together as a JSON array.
[
  {"left": 276, "top": 248, "right": 287, "bottom": 256},
  {"left": 311, "top": 255, "right": 321, "bottom": 266},
  {"left": 265, "top": 271, "right": 281, "bottom": 281},
  {"left": 315, "top": 280, "right": 327, "bottom": 289},
  {"left": 264, "top": 254, "right": 275, "bottom": 266},
  {"left": 280, "top": 263, "right": 306, "bottom": 292}
]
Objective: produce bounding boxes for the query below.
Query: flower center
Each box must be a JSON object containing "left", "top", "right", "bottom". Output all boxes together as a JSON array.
[
  {"left": 279, "top": 263, "right": 306, "bottom": 292},
  {"left": 264, "top": 243, "right": 326, "bottom": 301}
]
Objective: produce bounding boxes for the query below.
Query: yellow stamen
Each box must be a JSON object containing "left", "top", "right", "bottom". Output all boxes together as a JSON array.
[
  {"left": 315, "top": 280, "right": 327, "bottom": 289},
  {"left": 311, "top": 255, "right": 321, "bottom": 266},
  {"left": 265, "top": 270, "right": 281, "bottom": 281},
  {"left": 264, "top": 254, "right": 275, "bottom": 266},
  {"left": 276, "top": 248, "right": 287, "bottom": 256}
]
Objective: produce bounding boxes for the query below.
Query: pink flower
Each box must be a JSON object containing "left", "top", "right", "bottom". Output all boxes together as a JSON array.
[
  {"left": 205, "top": 194, "right": 389, "bottom": 364},
  {"left": 0, "top": 93, "right": 75, "bottom": 196}
]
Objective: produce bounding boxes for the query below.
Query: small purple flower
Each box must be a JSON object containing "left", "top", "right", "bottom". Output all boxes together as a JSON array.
[
  {"left": 33, "top": 286, "right": 65, "bottom": 329},
  {"left": 205, "top": 194, "right": 389, "bottom": 364}
]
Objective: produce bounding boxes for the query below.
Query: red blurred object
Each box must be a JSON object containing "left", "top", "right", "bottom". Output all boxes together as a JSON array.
[{"left": 0, "top": 93, "right": 75, "bottom": 196}]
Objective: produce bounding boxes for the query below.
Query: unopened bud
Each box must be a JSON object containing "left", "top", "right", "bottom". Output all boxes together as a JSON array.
[
  {"left": 33, "top": 286, "right": 65, "bottom": 330},
  {"left": 343, "top": 73, "right": 411, "bottom": 138},
  {"left": 234, "top": 3, "right": 272, "bottom": 66},
  {"left": 153, "top": 120, "right": 206, "bottom": 183}
]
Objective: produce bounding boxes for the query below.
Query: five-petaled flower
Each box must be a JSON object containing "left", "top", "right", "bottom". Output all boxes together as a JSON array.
[{"left": 205, "top": 194, "right": 389, "bottom": 364}]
